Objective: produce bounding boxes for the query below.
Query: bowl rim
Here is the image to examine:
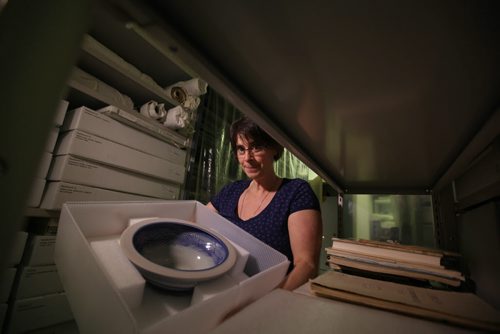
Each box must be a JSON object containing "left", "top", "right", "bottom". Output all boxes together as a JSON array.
[{"left": 120, "top": 218, "right": 237, "bottom": 281}]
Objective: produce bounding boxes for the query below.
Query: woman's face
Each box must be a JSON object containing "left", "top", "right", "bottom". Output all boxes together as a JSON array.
[{"left": 235, "top": 135, "right": 276, "bottom": 179}]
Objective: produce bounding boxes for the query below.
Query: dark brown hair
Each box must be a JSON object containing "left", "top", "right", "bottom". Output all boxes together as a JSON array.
[{"left": 229, "top": 116, "right": 284, "bottom": 161}]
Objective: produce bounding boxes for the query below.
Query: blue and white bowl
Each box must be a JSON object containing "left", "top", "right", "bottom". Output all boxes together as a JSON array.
[{"left": 120, "top": 218, "right": 237, "bottom": 291}]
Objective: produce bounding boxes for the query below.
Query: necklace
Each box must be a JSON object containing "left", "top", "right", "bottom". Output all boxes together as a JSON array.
[{"left": 238, "top": 179, "right": 279, "bottom": 219}]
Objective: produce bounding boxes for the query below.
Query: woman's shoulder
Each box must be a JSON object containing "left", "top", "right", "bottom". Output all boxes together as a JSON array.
[
  {"left": 281, "top": 178, "right": 311, "bottom": 189},
  {"left": 281, "top": 178, "right": 320, "bottom": 211},
  {"left": 281, "top": 178, "right": 317, "bottom": 198}
]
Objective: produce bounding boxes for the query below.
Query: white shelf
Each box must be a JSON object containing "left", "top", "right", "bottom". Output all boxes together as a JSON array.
[
  {"left": 67, "top": 67, "right": 135, "bottom": 112},
  {"left": 78, "top": 35, "right": 178, "bottom": 107}
]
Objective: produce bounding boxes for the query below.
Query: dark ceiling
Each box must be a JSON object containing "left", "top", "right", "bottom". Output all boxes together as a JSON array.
[{"left": 142, "top": 0, "right": 500, "bottom": 193}]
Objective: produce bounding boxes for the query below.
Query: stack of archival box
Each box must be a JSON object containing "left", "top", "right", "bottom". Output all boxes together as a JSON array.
[
  {"left": 41, "top": 106, "right": 186, "bottom": 210},
  {"left": 4, "top": 232, "right": 76, "bottom": 333},
  {"left": 5, "top": 99, "right": 75, "bottom": 333},
  {"left": 310, "top": 238, "right": 500, "bottom": 331},
  {"left": 27, "top": 100, "right": 69, "bottom": 208}
]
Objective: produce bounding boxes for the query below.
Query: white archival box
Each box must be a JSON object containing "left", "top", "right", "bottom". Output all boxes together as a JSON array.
[
  {"left": 54, "top": 130, "right": 186, "bottom": 184},
  {"left": 41, "top": 182, "right": 156, "bottom": 210},
  {"left": 55, "top": 201, "right": 289, "bottom": 334},
  {"left": 48, "top": 155, "right": 180, "bottom": 200},
  {"left": 62, "top": 106, "right": 186, "bottom": 165}
]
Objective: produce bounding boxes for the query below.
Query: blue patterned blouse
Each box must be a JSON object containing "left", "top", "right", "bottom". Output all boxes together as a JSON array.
[{"left": 210, "top": 178, "right": 320, "bottom": 268}]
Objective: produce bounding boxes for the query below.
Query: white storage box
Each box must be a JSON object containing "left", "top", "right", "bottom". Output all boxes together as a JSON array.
[
  {"left": 54, "top": 130, "right": 185, "bottom": 184},
  {"left": 24, "top": 235, "right": 56, "bottom": 266},
  {"left": 63, "top": 106, "right": 186, "bottom": 165},
  {"left": 48, "top": 155, "right": 179, "bottom": 200},
  {"left": 98, "top": 105, "right": 189, "bottom": 149},
  {"left": 55, "top": 201, "right": 289, "bottom": 334},
  {"left": 16, "top": 265, "right": 64, "bottom": 299},
  {"left": 40, "top": 182, "right": 156, "bottom": 210},
  {"left": 7, "top": 292, "right": 73, "bottom": 333}
]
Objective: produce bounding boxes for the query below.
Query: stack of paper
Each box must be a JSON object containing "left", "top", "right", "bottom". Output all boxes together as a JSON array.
[
  {"left": 325, "top": 238, "right": 465, "bottom": 287},
  {"left": 310, "top": 271, "right": 500, "bottom": 332}
]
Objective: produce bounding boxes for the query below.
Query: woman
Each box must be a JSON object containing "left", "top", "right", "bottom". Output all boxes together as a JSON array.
[{"left": 207, "top": 116, "right": 323, "bottom": 291}]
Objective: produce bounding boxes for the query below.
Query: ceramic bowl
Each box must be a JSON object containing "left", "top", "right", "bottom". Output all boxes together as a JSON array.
[{"left": 120, "top": 218, "right": 237, "bottom": 291}]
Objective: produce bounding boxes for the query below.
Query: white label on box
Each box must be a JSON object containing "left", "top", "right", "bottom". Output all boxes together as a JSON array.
[
  {"left": 55, "top": 130, "right": 186, "bottom": 184},
  {"left": 48, "top": 155, "right": 179, "bottom": 200}
]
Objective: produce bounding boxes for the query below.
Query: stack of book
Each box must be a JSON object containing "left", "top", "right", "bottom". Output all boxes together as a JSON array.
[{"left": 325, "top": 238, "right": 465, "bottom": 288}]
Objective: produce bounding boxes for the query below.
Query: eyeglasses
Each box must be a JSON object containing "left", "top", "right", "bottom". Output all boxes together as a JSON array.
[{"left": 235, "top": 145, "right": 266, "bottom": 156}]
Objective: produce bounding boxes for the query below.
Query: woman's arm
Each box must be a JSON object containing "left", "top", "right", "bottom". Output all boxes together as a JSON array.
[{"left": 280, "top": 209, "right": 323, "bottom": 291}]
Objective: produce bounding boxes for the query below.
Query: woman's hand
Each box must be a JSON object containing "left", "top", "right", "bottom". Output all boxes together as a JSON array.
[{"left": 206, "top": 202, "right": 217, "bottom": 212}]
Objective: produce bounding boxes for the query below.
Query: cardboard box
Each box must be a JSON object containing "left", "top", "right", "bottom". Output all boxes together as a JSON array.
[
  {"left": 54, "top": 100, "right": 69, "bottom": 127},
  {"left": 55, "top": 201, "right": 289, "bottom": 334},
  {"left": 63, "top": 106, "right": 186, "bottom": 165},
  {"left": 54, "top": 130, "right": 185, "bottom": 184},
  {"left": 24, "top": 235, "right": 57, "bottom": 266},
  {"left": 7, "top": 292, "right": 73, "bottom": 333},
  {"left": 1, "top": 268, "right": 17, "bottom": 303},
  {"left": 36, "top": 152, "right": 53, "bottom": 179},
  {"left": 16, "top": 265, "right": 64, "bottom": 299},
  {"left": 40, "top": 182, "right": 157, "bottom": 210},
  {"left": 27, "top": 177, "right": 46, "bottom": 208},
  {"left": 45, "top": 126, "right": 60, "bottom": 153},
  {"left": 48, "top": 155, "right": 179, "bottom": 200},
  {"left": 8, "top": 232, "right": 28, "bottom": 266}
]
